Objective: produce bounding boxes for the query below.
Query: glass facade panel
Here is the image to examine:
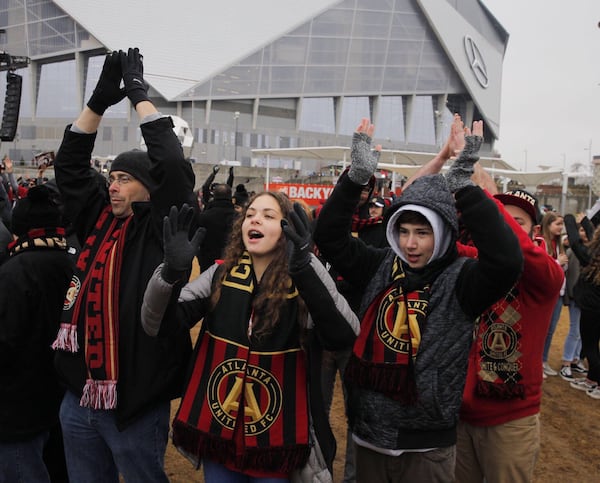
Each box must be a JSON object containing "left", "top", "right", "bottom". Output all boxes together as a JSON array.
[
  {"left": 299, "top": 98, "right": 335, "bottom": 134},
  {"left": 37, "top": 60, "right": 79, "bottom": 118},
  {"left": 339, "top": 97, "right": 370, "bottom": 136},
  {"left": 259, "top": 66, "right": 304, "bottom": 96},
  {"left": 311, "top": 9, "right": 354, "bottom": 37},
  {"left": 375, "top": 96, "right": 405, "bottom": 142},
  {"left": 304, "top": 66, "right": 345, "bottom": 94},
  {"left": 308, "top": 37, "right": 349, "bottom": 65},
  {"left": 352, "top": 11, "right": 391, "bottom": 39},
  {"left": 407, "top": 95, "right": 435, "bottom": 145},
  {"left": 270, "top": 36, "right": 307, "bottom": 65},
  {"left": 348, "top": 38, "right": 387, "bottom": 65}
]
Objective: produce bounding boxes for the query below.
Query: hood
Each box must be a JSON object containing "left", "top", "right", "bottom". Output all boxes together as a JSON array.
[{"left": 384, "top": 174, "right": 458, "bottom": 262}]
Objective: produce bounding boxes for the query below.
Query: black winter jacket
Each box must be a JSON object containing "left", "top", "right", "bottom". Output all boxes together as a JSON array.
[{"left": 53, "top": 117, "right": 195, "bottom": 430}]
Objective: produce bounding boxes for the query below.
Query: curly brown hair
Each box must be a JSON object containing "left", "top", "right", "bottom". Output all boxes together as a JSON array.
[
  {"left": 210, "top": 191, "right": 308, "bottom": 340},
  {"left": 581, "top": 225, "right": 600, "bottom": 286}
]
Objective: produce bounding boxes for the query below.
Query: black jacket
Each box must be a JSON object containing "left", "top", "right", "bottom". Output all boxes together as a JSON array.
[
  {"left": 196, "top": 197, "right": 237, "bottom": 272},
  {"left": 53, "top": 117, "right": 195, "bottom": 430},
  {"left": 0, "top": 243, "right": 73, "bottom": 441}
]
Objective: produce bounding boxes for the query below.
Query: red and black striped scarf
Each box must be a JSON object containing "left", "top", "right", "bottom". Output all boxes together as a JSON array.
[
  {"left": 52, "top": 206, "right": 130, "bottom": 409},
  {"left": 172, "top": 252, "right": 310, "bottom": 474},
  {"left": 345, "top": 258, "right": 431, "bottom": 404}
]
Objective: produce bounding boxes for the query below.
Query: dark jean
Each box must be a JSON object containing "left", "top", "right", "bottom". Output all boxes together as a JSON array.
[
  {"left": 59, "top": 390, "right": 170, "bottom": 483},
  {"left": 0, "top": 432, "right": 50, "bottom": 483}
]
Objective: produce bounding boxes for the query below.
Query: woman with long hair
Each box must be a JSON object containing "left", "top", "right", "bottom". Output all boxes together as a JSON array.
[
  {"left": 141, "top": 193, "right": 359, "bottom": 482},
  {"left": 565, "top": 214, "right": 600, "bottom": 398},
  {"left": 540, "top": 211, "right": 568, "bottom": 377}
]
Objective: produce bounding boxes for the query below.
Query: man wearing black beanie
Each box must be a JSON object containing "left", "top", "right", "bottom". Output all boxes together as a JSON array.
[{"left": 51, "top": 48, "right": 195, "bottom": 482}]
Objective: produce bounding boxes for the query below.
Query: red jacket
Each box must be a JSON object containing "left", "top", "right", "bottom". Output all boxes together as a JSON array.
[{"left": 460, "top": 192, "right": 564, "bottom": 426}]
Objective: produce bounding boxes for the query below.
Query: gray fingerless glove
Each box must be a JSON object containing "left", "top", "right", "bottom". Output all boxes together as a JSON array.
[
  {"left": 348, "top": 132, "right": 380, "bottom": 185},
  {"left": 445, "top": 135, "right": 483, "bottom": 193}
]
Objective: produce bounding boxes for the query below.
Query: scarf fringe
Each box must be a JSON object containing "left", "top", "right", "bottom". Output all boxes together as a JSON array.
[
  {"left": 51, "top": 323, "right": 79, "bottom": 352},
  {"left": 345, "top": 353, "right": 418, "bottom": 404},
  {"left": 172, "top": 419, "right": 310, "bottom": 473},
  {"left": 476, "top": 380, "right": 526, "bottom": 400},
  {"left": 80, "top": 379, "right": 117, "bottom": 409}
]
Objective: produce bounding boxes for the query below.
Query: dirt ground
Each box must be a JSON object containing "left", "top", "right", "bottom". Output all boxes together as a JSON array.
[{"left": 163, "top": 306, "right": 600, "bottom": 482}]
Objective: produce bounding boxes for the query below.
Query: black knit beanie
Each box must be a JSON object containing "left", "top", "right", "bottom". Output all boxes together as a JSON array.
[
  {"left": 110, "top": 149, "right": 154, "bottom": 190},
  {"left": 11, "top": 184, "right": 63, "bottom": 237}
]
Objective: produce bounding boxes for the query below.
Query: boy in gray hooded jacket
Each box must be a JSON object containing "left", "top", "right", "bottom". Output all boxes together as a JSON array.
[{"left": 313, "top": 118, "right": 522, "bottom": 482}]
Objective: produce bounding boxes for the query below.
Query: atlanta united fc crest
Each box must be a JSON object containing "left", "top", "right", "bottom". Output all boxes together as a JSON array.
[{"left": 207, "top": 358, "right": 283, "bottom": 436}]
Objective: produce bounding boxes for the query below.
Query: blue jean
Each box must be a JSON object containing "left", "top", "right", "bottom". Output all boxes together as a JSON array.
[
  {"left": 0, "top": 432, "right": 50, "bottom": 483},
  {"left": 59, "top": 390, "right": 170, "bottom": 483},
  {"left": 543, "top": 296, "right": 563, "bottom": 362},
  {"left": 203, "top": 458, "right": 288, "bottom": 483},
  {"left": 562, "top": 302, "right": 582, "bottom": 362}
]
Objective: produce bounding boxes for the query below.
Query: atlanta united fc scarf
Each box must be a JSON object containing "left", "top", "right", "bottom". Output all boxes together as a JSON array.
[
  {"left": 52, "top": 206, "right": 130, "bottom": 409},
  {"left": 172, "top": 252, "right": 310, "bottom": 474},
  {"left": 345, "top": 258, "right": 431, "bottom": 404}
]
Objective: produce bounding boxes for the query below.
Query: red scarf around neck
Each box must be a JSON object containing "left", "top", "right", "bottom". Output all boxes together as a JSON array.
[{"left": 52, "top": 206, "right": 130, "bottom": 409}]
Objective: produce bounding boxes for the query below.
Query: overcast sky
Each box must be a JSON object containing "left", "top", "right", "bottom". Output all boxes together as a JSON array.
[{"left": 481, "top": 0, "right": 600, "bottom": 173}]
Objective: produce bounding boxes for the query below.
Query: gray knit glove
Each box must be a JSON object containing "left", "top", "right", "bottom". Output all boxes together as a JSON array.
[
  {"left": 445, "top": 135, "right": 483, "bottom": 193},
  {"left": 348, "top": 132, "right": 380, "bottom": 185}
]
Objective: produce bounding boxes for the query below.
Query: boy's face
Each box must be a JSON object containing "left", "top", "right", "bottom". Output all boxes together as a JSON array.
[
  {"left": 504, "top": 204, "right": 535, "bottom": 238},
  {"left": 398, "top": 222, "right": 435, "bottom": 269}
]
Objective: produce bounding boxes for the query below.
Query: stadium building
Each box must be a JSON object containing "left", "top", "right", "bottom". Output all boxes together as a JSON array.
[{"left": 0, "top": 0, "right": 511, "bottom": 179}]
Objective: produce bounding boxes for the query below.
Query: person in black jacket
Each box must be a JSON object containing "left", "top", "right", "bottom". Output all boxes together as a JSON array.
[
  {"left": 0, "top": 185, "right": 73, "bottom": 482},
  {"left": 51, "top": 48, "right": 195, "bottom": 482},
  {"left": 196, "top": 182, "right": 237, "bottom": 272}
]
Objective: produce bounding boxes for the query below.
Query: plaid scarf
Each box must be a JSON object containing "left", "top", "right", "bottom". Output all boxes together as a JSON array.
[
  {"left": 345, "top": 258, "right": 431, "bottom": 404},
  {"left": 351, "top": 213, "right": 383, "bottom": 233},
  {"left": 8, "top": 227, "right": 67, "bottom": 255},
  {"left": 475, "top": 285, "right": 526, "bottom": 399},
  {"left": 172, "top": 252, "right": 310, "bottom": 474},
  {"left": 52, "top": 206, "right": 131, "bottom": 409}
]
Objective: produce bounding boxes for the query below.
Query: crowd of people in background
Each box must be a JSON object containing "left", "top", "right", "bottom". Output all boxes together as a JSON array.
[{"left": 1, "top": 47, "right": 600, "bottom": 483}]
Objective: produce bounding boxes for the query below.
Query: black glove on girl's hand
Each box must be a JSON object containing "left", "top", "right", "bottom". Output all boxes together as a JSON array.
[
  {"left": 87, "top": 51, "right": 126, "bottom": 115},
  {"left": 281, "top": 202, "right": 312, "bottom": 273},
  {"left": 349, "top": 131, "right": 381, "bottom": 185},
  {"left": 445, "top": 134, "right": 483, "bottom": 193},
  {"left": 161, "top": 204, "right": 206, "bottom": 284},
  {"left": 120, "top": 47, "right": 150, "bottom": 107}
]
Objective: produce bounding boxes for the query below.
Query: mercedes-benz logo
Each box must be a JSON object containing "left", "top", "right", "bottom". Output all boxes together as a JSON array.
[{"left": 464, "top": 36, "right": 489, "bottom": 88}]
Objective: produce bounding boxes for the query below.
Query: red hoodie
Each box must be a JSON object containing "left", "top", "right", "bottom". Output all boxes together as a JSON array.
[{"left": 460, "top": 193, "right": 564, "bottom": 426}]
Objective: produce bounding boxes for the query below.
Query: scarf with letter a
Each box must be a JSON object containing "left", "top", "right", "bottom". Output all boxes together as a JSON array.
[
  {"left": 52, "top": 206, "right": 130, "bottom": 409},
  {"left": 345, "top": 258, "right": 430, "bottom": 404},
  {"left": 172, "top": 252, "right": 310, "bottom": 474}
]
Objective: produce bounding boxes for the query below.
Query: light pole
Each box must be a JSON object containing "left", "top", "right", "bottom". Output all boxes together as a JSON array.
[
  {"left": 233, "top": 111, "right": 240, "bottom": 161},
  {"left": 585, "top": 139, "right": 593, "bottom": 209},
  {"left": 523, "top": 149, "right": 528, "bottom": 171}
]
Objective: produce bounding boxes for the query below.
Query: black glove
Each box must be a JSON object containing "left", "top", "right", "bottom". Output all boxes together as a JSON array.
[
  {"left": 348, "top": 131, "right": 381, "bottom": 185},
  {"left": 212, "top": 165, "right": 220, "bottom": 174},
  {"left": 86, "top": 51, "right": 125, "bottom": 115},
  {"left": 281, "top": 202, "right": 312, "bottom": 272},
  {"left": 445, "top": 135, "right": 483, "bottom": 193},
  {"left": 229, "top": 166, "right": 234, "bottom": 176},
  {"left": 120, "top": 47, "right": 150, "bottom": 107},
  {"left": 161, "top": 204, "right": 206, "bottom": 284}
]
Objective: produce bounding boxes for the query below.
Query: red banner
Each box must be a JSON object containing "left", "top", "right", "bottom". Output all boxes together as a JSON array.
[{"left": 266, "top": 183, "right": 335, "bottom": 207}]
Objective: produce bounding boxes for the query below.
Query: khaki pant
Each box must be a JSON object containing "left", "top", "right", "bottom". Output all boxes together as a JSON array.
[
  {"left": 355, "top": 443, "right": 456, "bottom": 483},
  {"left": 455, "top": 414, "right": 540, "bottom": 483}
]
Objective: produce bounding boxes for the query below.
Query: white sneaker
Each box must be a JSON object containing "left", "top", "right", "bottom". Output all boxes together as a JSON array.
[
  {"left": 543, "top": 362, "right": 557, "bottom": 376},
  {"left": 570, "top": 378, "right": 597, "bottom": 392},
  {"left": 559, "top": 366, "right": 574, "bottom": 381},
  {"left": 586, "top": 387, "right": 600, "bottom": 400}
]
